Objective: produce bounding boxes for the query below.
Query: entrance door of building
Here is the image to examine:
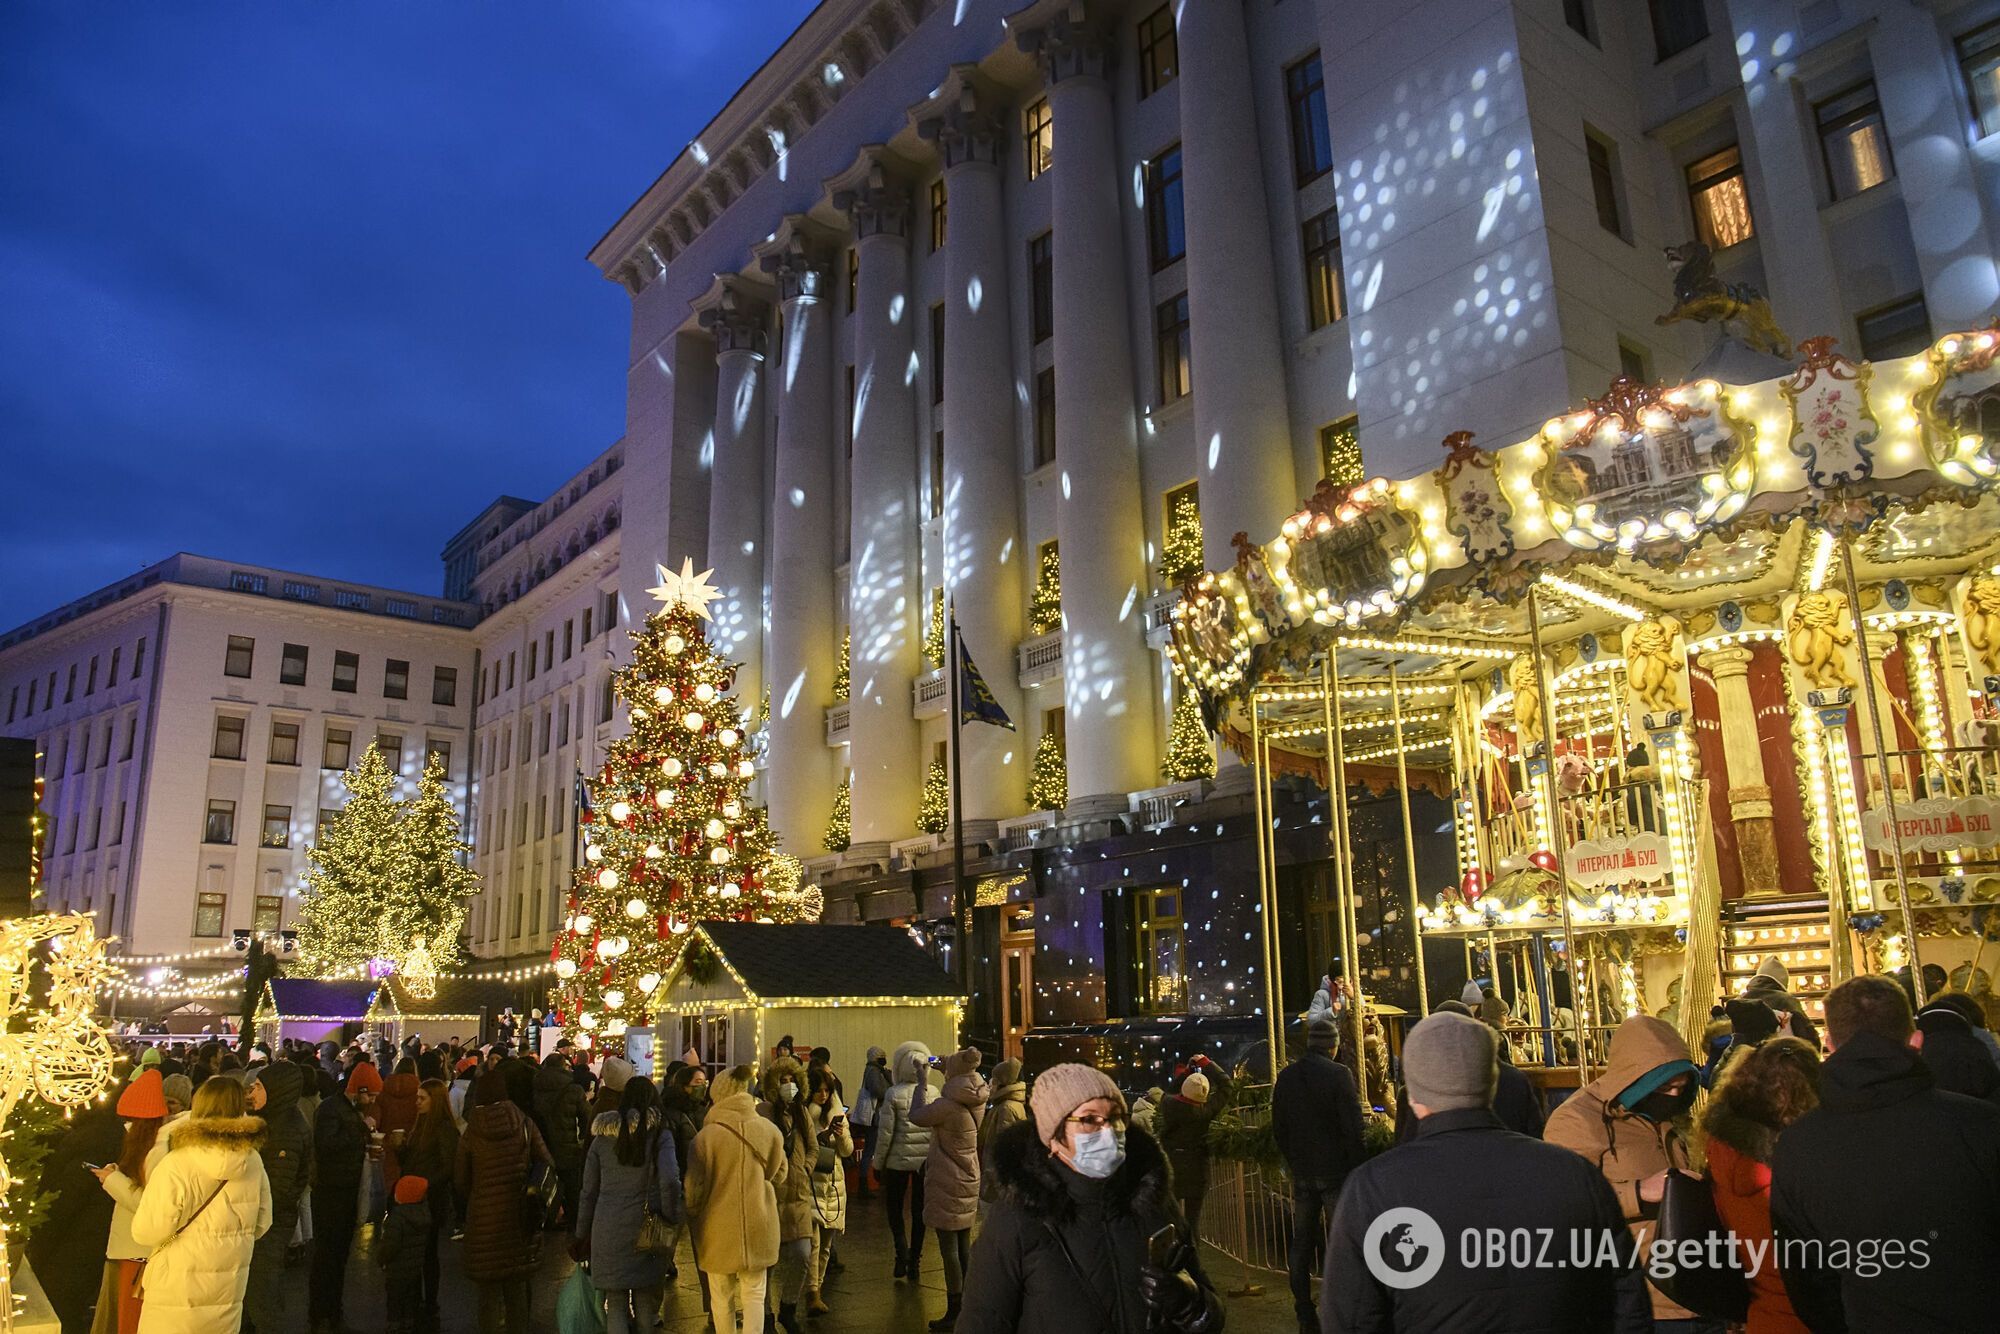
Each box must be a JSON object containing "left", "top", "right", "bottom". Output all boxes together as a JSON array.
[{"left": 1000, "top": 908, "right": 1035, "bottom": 1062}]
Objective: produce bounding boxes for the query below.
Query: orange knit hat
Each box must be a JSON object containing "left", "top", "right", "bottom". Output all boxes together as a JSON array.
[
  {"left": 117, "top": 1069, "right": 167, "bottom": 1119},
  {"left": 393, "top": 1174, "right": 429, "bottom": 1206},
  {"left": 346, "top": 1062, "right": 384, "bottom": 1097}
]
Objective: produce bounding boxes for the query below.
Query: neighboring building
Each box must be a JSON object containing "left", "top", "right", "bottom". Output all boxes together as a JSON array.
[
  {"left": 582, "top": 0, "right": 2000, "bottom": 1062},
  {"left": 0, "top": 555, "right": 476, "bottom": 956},
  {"left": 454, "top": 443, "right": 626, "bottom": 962}
]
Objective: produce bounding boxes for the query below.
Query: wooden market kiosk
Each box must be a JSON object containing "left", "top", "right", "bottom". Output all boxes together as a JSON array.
[{"left": 1167, "top": 334, "right": 2000, "bottom": 1091}]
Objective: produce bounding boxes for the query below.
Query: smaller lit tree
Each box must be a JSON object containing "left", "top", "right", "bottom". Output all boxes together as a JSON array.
[
  {"left": 1029, "top": 543, "right": 1062, "bottom": 636},
  {"left": 1162, "top": 685, "right": 1217, "bottom": 783},
  {"left": 1027, "top": 731, "right": 1067, "bottom": 812},
  {"left": 297, "top": 744, "right": 402, "bottom": 973},
  {"left": 823, "top": 776, "right": 852, "bottom": 852},
  {"left": 925, "top": 588, "right": 946, "bottom": 669},
  {"left": 918, "top": 758, "right": 949, "bottom": 834},
  {"left": 1160, "top": 487, "right": 1204, "bottom": 587},
  {"left": 391, "top": 752, "right": 479, "bottom": 966},
  {"left": 833, "top": 630, "right": 850, "bottom": 702}
]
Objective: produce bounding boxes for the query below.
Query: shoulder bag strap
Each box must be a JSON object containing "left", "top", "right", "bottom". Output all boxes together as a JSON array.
[
  {"left": 1039, "top": 1220, "right": 1117, "bottom": 1332},
  {"left": 168, "top": 1178, "right": 231, "bottom": 1245}
]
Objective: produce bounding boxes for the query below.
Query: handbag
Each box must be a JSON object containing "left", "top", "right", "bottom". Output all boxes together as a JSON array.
[
  {"left": 635, "top": 1132, "right": 676, "bottom": 1256},
  {"left": 1648, "top": 1168, "right": 1751, "bottom": 1321},
  {"left": 521, "top": 1122, "right": 561, "bottom": 1231}
]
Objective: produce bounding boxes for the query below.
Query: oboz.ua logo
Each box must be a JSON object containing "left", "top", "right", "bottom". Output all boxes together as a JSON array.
[{"left": 1361, "top": 1207, "right": 1446, "bottom": 1289}]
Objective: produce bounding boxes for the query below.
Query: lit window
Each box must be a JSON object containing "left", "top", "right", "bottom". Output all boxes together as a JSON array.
[
  {"left": 1687, "top": 146, "right": 1754, "bottom": 250},
  {"left": 262, "top": 805, "right": 292, "bottom": 849},
  {"left": 194, "top": 891, "right": 227, "bottom": 937},
  {"left": 1302, "top": 207, "right": 1345, "bottom": 329},
  {"left": 1856, "top": 295, "right": 1933, "bottom": 361},
  {"left": 323, "top": 727, "right": 352, "bottom": 772},
  {"left": 1146, "top": 145, "right": 1185, "bottom": 271},
  {"left": 1155, "top": 293, "right": 1191, "bottom": 405},
  {"left": 1320, "top": 417, "right": 1362, "bottom": 487},
  {"left": 1137, "top": 6, "right": 1178, "bottom": 99},
  {"left": 1133, "top": 886, "right": 1187, "bottom": 1014},
  {"left": 254, "top": 895, "right": 283, "bottom": 933},
  {"left": 1816, "top": 82, "right": 1894, "bottom": 200},
  {"left": 930, "top": 178, "right": 948, "bottom": 251},
  {"left": 1961, "top": 19, "right": 2000, "bottom": 138},
  {"left": 270, "top": 721, "right": 300, "bottom": 766},
  {"left": 1023, "top": 98, "right": 1053, "bottom": 181}
]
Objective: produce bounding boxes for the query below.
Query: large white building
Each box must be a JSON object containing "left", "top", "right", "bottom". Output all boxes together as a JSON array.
[{"left": 0, "top": 556, "right": 476, "bottom": 956}]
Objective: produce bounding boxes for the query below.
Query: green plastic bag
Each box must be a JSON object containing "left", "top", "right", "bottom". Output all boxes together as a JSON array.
[{"left": 558, "top": 1263, "right": 606, "bottom": 1334}]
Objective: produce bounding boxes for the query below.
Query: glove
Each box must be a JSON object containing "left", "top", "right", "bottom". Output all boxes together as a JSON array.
[
  {"left": 568, "top": 1236, "right": 590, "bottom": 1263},
  {"left": 1138, "top": 1265, "right": 1201, "bottom": 1323}
]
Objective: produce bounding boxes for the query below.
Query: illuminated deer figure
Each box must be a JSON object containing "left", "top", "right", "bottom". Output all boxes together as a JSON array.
[{"left": 0, "top": 915, "right": 119, "bottom": 1332}]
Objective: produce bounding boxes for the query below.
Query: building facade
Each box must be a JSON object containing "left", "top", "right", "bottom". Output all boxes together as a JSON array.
[
  {"left": 0, "top": 555, "right": 477, "bottom": 957},
  {"left": 582, "top": 0, "right": 2000, "bottom": 1059}
]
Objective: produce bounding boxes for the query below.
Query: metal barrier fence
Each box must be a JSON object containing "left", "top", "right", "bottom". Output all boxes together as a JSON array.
[{"left": 1199, "top": 1156, "right": 1303, "bottom": 1283}]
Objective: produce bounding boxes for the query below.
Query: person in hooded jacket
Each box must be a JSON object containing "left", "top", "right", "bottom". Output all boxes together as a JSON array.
[
  {"left": 1913, "top": 1001, "right": 2000, "bottom": 1106},
  {"left": 1740, "top": 958, "right": 1820, "bottom": 1049},
  {"left": 1543, "top": 1013, "right": 1701, "bottom": 1328},
  {"left": 378, "top": 1058, "right": 423, "bottom": 1188},
  {"left": 1772, "top": 974, "right": 2000, "bottom": 1333},
  {"left": 1323, "top": 1013, "right": 1649, "bottom": 1334},
  {"left": 1703, "top": 997, "right": 1780, "bottom": 1089},
  {"left": 29, "top": 1100, "right": 124, "bottom": 1334},
  {"left": 958, "top": 1063, "right": 1221, "bottom": 1334},
  {"left": 685, "top": 1065, "right": 786, "bottom": 1334},
  {"left": 1700, "top": 1037, "right": 1820, "bottom": 1334},
  {"left": 309, "top": 1060, "right": 378, "bottom": 1333},
  {"left": 978, "top": 1060, "right": 1028, "bottom": 1204},
  {"left": 241, "top": 1062, "right": 311, "bottom": 1334},
  {"left": 1126, "top": 1087, "right": 1165, "bottom": 1140},
  {"left": 1153, "top": 1057, "right": 1229, "bottom": 1244},
  {"left": 852, "top": 1047, "right": 890, "bottom": 1199},
  {"left": 760, "top": 1057, "right": 818, "bottom": 1334},
  {"left": 575, "top": 1075, "right": 681, "bottom": 1334},
  {"left": 910, "top": 1048, "right": 990, "bottom": 1331},
  {"left": 1272, "top": 1018, "right": 1366, "bottom": 1334},
  {"left": 127, "top": 1078, "right": 272, "bottom": 1334},
  {"left": 454, "top": 1071, "right": 553, "bottom": 1334},
  {"left": 533, "top": 1044, "right": 591, "bottom": 1228},
  {"left": 805, "top": 1064, "right": 853, "bottom": 1316},
  {"left": 662, "top": 1064, "right": 711, "bottom": 1305},
  {"left": 1391, "top": 1001, "right": 1543, "bottom": 1142},
  {"left": 1921, "top": 988, "right": 2000, "bottom": 1066},
  {"left": 872, "top": 1041, "right": 937, "bottom": 1281}
]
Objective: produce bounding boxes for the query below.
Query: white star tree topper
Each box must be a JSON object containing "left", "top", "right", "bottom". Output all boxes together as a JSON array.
[{"left": 648, "top": 558, "right": 723, "bottom": 621}]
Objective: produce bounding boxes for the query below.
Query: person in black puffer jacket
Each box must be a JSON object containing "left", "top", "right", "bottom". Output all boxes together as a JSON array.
[
  {"left": 1153, "top": 1057, "right": 1230, "bottom": 1244},
  {"left": 958, "top": 1064, "right": 1221, "bottom": 1334},
  {"left": 533, "top": 1046, "right": 590, "bottom": 1228},
  {"left": 244, "top": 1061, "right": 312, "bottom": 1334}
]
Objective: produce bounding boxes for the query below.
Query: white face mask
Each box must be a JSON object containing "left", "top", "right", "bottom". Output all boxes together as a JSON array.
[
  {"left": 780, "top": 1081, "right": 799, "bottom": 1103},
  {"left": 1068, "top": 1127, "right": 1126, "bottom": 1180}
]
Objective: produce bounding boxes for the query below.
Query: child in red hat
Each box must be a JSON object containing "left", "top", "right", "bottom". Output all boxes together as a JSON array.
[{"left": 378, "top": 1173, "right": 431, "bottom": 1332}]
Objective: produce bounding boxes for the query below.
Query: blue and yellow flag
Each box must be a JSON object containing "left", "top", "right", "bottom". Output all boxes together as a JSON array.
[{"left": 957, "top": 635, "right": 1014, "bottom": 730}]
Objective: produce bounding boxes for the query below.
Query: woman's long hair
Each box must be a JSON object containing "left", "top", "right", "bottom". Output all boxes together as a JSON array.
[
  {"left": 1701, "top": 1035, "right": 1821, "bottom": 1162},
  {"left": 191, "top": 1076, "right": 248, "bottom": 1120},
  {"left": 614, "top": 1076, "right": 661, "bottom": 1168},
  {"left": 762, "top": 1058, "right": 812, "bottom": 1151},
  {"left": 409, "top": 1078, "right": 453, "bottom": 1158},
  {"left": 117, "top": 1117, "right": 163, "bottom": 1181}
]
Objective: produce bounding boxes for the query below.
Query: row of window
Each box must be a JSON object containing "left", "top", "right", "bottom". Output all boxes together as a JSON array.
[
  {"left": 480, "top": 590, "right": 617, "bottom": 705},
  {"left": 41, "top": 797, "right": 128, "bottom": 859},
  {"left": 223, "top": 635, "right": 459, "bottom": 705},
  {"left": 211, "top": 712, "right": 450, "bottom": 774},
  {"left": 5, "top": 636, "right": 147, "bottom": 724},
  {"left": 190, "top": 890, "right": 286, "bottom": 939},
  {"left": 37, "top": 712, "right": 139, "bottom": 778},
  {"left": 481, "top": 680, "right": 610, "bottom": 780}
]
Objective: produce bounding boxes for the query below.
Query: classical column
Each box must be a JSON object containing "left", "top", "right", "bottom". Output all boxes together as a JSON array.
[
  {"left": 752, "top": 218, "right": 840, "bottom": 855},
  {"left": 913, "top": 67, "right": 1026, "bottom": 832},
  {"left": 1700, "top": 644, "right": 1779, "bottom": 896},
  {"left": 1012, "top": 3, "right": 1157, "bottom": 814},
  {"left": 692, "top": 275, "right": 772, "bottom": 718},
  {"left": 1176, "top": 0, "right": 1299, "bottom": 567},
  {"left": 827, "top": 148, "right": 923, "bottom": 849}
]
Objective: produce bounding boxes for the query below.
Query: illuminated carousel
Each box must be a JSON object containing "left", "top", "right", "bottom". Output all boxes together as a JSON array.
[{"left": 1167, "top": 332, "right": 2000, "bottom": 1088}]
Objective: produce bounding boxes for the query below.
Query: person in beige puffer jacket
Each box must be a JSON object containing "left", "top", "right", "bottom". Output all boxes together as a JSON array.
[
  {"left": 909, "top": 1048, "right": 988, "bottom": 1331},
  {"left": 759, "top": 1057, "right": 818, "bottom": 1334},
  {"left": 976, "top": 1058, "right": 1027, "bottom": 1204},
  {"left": 685, "top": 1065, "right": 786, "bottom": 1334}
]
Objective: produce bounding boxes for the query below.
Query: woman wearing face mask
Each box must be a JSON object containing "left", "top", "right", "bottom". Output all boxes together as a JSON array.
[
  {"left": 758, "top": 1057, "right": 817, "bottom": 1334},
  {"left": 957, "top": 1064, "right": 1221, "bottom": 1334},
  {"left": 1544, "top": 1013, "right": 1703, "bottom": 1327},
  {"left": 661, "top": 1066, "right": 711, "bottom": 1314}
]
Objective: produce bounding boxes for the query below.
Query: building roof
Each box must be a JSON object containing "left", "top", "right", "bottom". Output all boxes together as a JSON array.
[
  {"left": 383, "top": 974, "right": 522, "bottom": 1018},
  {"left": 268, "top": 978, "right": 384, "bottom": 1019},
  {"left": 696, "top": 923, "right": 959, "bottom": 1001}
]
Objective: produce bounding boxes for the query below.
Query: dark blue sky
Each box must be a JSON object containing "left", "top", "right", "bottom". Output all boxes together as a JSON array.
[{"left": 0, "top": 0, "right": 819, "bottom": 631}]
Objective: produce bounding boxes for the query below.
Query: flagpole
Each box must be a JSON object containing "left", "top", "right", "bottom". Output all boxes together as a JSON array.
[{"left": 947, "top": 597, "right": 971, "bottom": 1033}]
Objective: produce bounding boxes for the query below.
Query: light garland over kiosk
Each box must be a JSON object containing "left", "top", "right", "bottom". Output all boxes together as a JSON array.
[
  {"left": 1166, "top": 331, "right": 2000, "bottom": 1085},
  {"left": 550, "top": 560, "right": 816, "bottom": 1049}
]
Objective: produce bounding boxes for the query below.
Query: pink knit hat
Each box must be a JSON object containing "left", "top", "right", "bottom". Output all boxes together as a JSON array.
[{"left": 1028, "top": 1063, "right": 1125, "bottom": 1143}]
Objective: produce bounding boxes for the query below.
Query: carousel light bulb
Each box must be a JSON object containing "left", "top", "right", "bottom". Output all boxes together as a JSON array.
[
  {"left": 705, "top": 818, "right": 727, "bottom": 839},
  {"left": 719, "top": 728, "right": 740, "bottom": 748},
  {"left": 662, "top": 758, "right": 684, "bottom": 778},
  {"left": 603, "top": 989, "right": 625, "bottom": 1009},
  {"left": 596, "top": 868, "right": 620, "bottom": 890},
  {"left": 609, "top": 801, "right": 632, "bottom": 823},
  {"left": 638, "top": 972, "right": 661, "bottom": 994},
  {"left": 625, "top": 897, "right": 648, "bottom": 918},
  {"left": 684, "top": 711, "right": 706, "bottom": 732},
  {"left": 695, "top": 682, "right": 716, "bottom": 703}
]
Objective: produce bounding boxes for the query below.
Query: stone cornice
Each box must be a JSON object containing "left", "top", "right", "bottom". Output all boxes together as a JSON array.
[
  {"left": 910, "top": 63, "right": 1008, "bottom": 171},
  {"left": 751, "top": 214, "right": 841, "bottom": 305},
  {"left": 824, "top": 145, "right": 921, "bottom": 241},
  {"left": 691, "top": 272, "right": 775, "bottom": 356},
  {"left": 1005, "top": 0, "right": 1115, "bottom": 86}
]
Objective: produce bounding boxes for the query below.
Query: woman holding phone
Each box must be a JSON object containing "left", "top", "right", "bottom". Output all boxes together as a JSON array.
[{"left": 805, "top": 1064, "right": 853, "bottom": 1316}]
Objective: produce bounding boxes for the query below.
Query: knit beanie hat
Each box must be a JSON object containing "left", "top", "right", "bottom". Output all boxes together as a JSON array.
[
  {"left": 138, "top": 1047, "right": 162, "bottom": 1069},
  {"left": 1754, "top": 956, "right": 1789, "bottom": 989},
  {"left": 347, "top": 1062, "right": 384, "bottom": 1097},
  {"left": 599, "top": 1056, "right": 634, "bottom": 1093},
  {"left": 1460, "top": 980, "right": 1486, "bottom": 1008},
  {"left": 1307, "top": 1016, "right": 1340, "bottom": 1051},
  {"left": 1402, "top": 1012, "right": 1497, "bottom": 1113},
  {"left": 117, "top": 1069, "right": 167, "bottom": 1119},
  {"left": 160, "top": 1074, "right": 193, "bottom": 1112},
  {"left": 393, "top": 1174, "right": 429, "bottom": 1206},
  {"left": 943, "top": 1047, "right": 983, "bottom": 1080},
  {"left": 1180, "top": 1071, "right": 1210, "bottom": 1104},
  {"left": 1029, "top": 1063, "right": 1125, "bottom": 1143}
]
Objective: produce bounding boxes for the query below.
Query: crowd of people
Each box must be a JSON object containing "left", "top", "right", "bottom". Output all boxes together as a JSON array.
[{"left": 23, "top": 960, "right": 2000, "bottom": 1334}]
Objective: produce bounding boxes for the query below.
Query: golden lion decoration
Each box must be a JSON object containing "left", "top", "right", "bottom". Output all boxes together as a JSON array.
[
  {"left": 1961, "top": 575, "right": 2000, "bottom": 680},
  {"left": 1509, "top": 654, "right": 1545, "bottom": 747},
  {"left": 1624, "top": 616, "right": 1687, "bottom": 718},
  {"left": 1787, "top": 590, "right": 1858, "bottom": 691}
]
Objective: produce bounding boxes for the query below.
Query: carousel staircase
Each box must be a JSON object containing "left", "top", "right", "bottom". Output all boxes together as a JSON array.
[{"left": 1720, "top": 894, "right": 1834, "bottom": 1025}]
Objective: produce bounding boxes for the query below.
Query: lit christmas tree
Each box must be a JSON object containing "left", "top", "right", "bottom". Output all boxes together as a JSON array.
[
  {"left": 389, "top": 751, "right": 479, "bottom": 968},
  {"left": 297, "top": 744, "right": 403, "bottom": 973},
  {"left": 918, "top": 757, "right": 949, "bottom": 835},
  {"left": 1160, "top": 487, "right": 1204, "bottom": 587},
  {"left": 553, "top": 559, "right": 807, "bottom": 1043},
  {"left": 1027, "top": 731, "right": 1067, "bottom": 811},
  {"left": 925, "top": 587, "right": 947, "bottom": 670},
  {"left": 1029, "top": 543, "right": 1061, "bottom": 636},
  {"left": 823, "top": 776, "right": 851, "bottom": 852},
  {"left": 833, "top": 630, "right": 850, "bottom": 702},
  {"left": 1162, "top": 685, "right": 1217, "bottom": 782}
]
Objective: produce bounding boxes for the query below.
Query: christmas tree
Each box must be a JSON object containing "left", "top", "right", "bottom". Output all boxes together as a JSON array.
[
  {"left": 390, "top": 752, "right": 479, "bottom": 967},
  {"left": 1160, "top": 486, "right": 1204, "bottom": 587},
  {"left": 1027, "top": 731, "right": 1067, "bottom": 811},
  {"left": 833, "top": 630, "right": 850, "bottom": 702},
  {"left": 1029, "top": 543, "right": 1061, "bottom": 636},
  {"left": 925, "top": 587, "right": 946, "bottom": 670},
  {"left": 554, "top": 559, "right": 809, "bottom": 1043},
  {"left": 823, "top": 776, "right": 851, "bottom": 852},
  {"left": 918, "top": 757, "right": 949, "bottom": 835},
  {"left": 297, "top": 744, "right": 403, "bottom": 972},
  {"left": 1162, "top": 685, "right": 1217, "bottom": 782}
]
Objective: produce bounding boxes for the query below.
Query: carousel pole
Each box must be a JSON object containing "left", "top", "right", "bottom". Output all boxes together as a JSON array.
[
  {"left": 1250, "top": 698, "right": 1282, "bottom": 1072},
  {"left": 1839, "top": 534, "right": 1927, "bottom": 994},
  {"left": 1321, "top": 652, "right": 1368, "bottom": 1095},
  {"left": 1261, "top": 720, "right": 1290, "bottom": 1049},
  {"left": 1389, "top": 664, "right": 1431, "bottom": 1017},
  {"left": 1528, "top": 585, "right": 1590, "bottom": 1086}
]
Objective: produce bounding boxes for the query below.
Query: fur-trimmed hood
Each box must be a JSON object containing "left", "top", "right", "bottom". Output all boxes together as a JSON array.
[
  {"left": 168, "top": 1114, "right": 267, "bottom": 1153},
  {"left": 590, "top": 1108, "right": 662, "bottom": 1137},
  {"left": 1700, "top": 1094, "right": 1780, "bottom": 1164},
  {"left": 987, "top": 1115, "right": 1172, "bottom": 1225}
]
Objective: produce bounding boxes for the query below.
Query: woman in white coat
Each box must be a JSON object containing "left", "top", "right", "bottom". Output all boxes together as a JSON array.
[{"left": 128, "top": 1078, "right": 272, "bottom": 1334}]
